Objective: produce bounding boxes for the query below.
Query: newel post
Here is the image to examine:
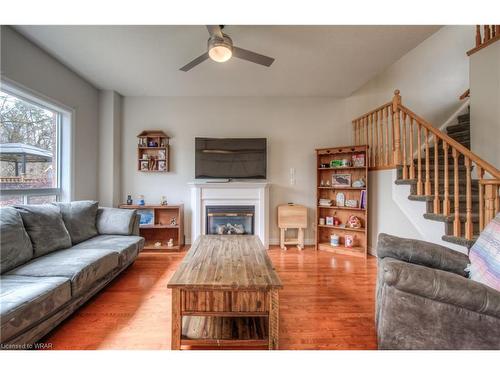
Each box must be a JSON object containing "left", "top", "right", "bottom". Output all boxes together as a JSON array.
[{"left": 392, "top": 89, "right": 402, "bottom": 165}]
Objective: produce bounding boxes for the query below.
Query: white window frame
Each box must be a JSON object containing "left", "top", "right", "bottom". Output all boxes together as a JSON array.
[{"left": 0, "top": 79, "right": 74, "bottom": 203}]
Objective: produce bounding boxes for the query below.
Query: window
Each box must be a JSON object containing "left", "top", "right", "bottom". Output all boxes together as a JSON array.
[{"left": 0, "top": 85, "right": 71, "bottom": 205}]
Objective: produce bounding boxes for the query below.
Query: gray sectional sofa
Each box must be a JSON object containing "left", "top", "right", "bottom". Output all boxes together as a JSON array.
[{"left": 0, "top": 201, "right": 144, "bottom": 349}]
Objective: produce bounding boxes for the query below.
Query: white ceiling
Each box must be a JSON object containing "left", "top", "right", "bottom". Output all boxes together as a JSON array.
[{"left": 14, "top": 25, "right": 441, "bottom": 97}]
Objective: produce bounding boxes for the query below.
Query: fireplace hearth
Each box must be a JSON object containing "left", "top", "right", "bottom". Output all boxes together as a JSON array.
[{"left": 206, "top": 205, "right": 255, "bottom": 235}]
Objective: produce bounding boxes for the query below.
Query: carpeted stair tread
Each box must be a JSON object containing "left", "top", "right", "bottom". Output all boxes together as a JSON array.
[
  {"left": 423, "top": 212, "right": 480, "bottom": 223},
  {"left": 446, "top": 123, "right": 470, "bottom": 133},
  {"left": 457, "top": 113, "right": 470, "bottom": 123},
  {"left": 442, "top": 234, "right": 477, "bottom": 249},
  {"left": 408, "top": 194, "right": 480, "bottom": 203}
]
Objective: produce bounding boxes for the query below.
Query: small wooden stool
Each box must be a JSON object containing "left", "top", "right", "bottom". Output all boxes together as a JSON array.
[{"left": 278, "top": 204, "right": 308, "bottom": 250}]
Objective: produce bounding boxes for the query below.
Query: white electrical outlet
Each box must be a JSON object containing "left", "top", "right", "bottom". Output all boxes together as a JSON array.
[{"left": 290, "top": 167, "right": 296, "bottom": 185}]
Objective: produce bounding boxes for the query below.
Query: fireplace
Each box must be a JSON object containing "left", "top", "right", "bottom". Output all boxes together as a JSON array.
[{"left": 206, "top": 205, "right": 255, "bottom": 235}]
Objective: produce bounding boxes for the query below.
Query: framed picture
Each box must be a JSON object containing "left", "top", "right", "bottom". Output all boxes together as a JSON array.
[
  {"left": 332, "top": 174, "right": 351, "bottom": 187},
  {"left": 352, "top": 154, "right": 365, "bottom": 167},
  {"left": 325, "top": 216, "right": 334, "bottom": 226},
  {"left": 140, "top": 160, "right": 149, "bottom": 171},
  {"left": 137, "top": 209, "right": 154, "bottom": 226},
  {"left": 158, "top": 160, "right": 166, "bottom": 171}
]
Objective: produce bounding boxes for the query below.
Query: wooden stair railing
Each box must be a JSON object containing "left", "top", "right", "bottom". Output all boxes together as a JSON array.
[
  {"left": 352, "top": 90, "right": 500, "bottom": 241},
  {"left": 467, "top": 25, "right": 500, "bottom": 56}
]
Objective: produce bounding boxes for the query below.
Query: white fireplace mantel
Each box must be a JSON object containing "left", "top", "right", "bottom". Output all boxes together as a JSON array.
[{"left": 189, "top": 181, "right": 270, "bottom": 248}]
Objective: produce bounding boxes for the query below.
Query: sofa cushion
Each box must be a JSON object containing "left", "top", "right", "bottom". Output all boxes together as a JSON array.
[
  {"left": 0, "top": 275, "right": 71, "bottom": 343},
  {"left": 13, "top": 204, "right": 72, "bottom": 258},
  {"left": 70, "top": 235, "right": 144, "bottom": 266},
  {"left": 7, "top": 249, "right": 119, "bottom": 296},
  {"left": 96, "top": 207, "right": 137, "bottom": 235},
  {"left": 54, "top": 201, "right": 98, "bottom": 245},
  {"left": 0, "top": 207, "right": 33, "bottom": 274},
  {"left": 469, "top": 213, "right": 500, "bottom": 291}
]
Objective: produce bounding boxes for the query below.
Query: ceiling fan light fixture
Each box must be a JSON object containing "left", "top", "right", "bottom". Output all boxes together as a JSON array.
[{"left": 208, "top": 45, "right": 232, "bottom": 62}]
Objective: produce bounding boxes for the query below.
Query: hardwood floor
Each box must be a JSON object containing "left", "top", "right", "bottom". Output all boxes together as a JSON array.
[{"left": 42, "top": 246, "right": 378, "bottom": 350}]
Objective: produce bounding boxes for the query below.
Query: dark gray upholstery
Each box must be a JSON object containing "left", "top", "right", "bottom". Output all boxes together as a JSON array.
[
  {"left": 96, "top": 207, "right": 137, "bottom": 235},
  {"left": 70, "top": 235, "right": 144, "bottom": 266},
  {"left": 376, "top": 233, "right": 500, "bottom": 349},
  {"left": 0, "top": 204, "right": 144, "bottom": 348},
  {"left": 13, "top": 204, "right": 72, "bottom": 257},
  {"left": 54, "top": 201, "right": 98, "bottom": 244},
  {"left": 0, "top": 276, "right": 71, "bottom": 343},
  {"left": 7, "top": 249, "right": 119, "bottom": 296},
  {"left": 0, "top": 207, "right": 33, "bottom": 274},
  {"left": 377, "top": 233, "right": 470, "bottom": 276}
]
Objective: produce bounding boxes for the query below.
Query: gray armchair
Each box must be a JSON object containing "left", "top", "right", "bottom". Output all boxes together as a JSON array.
[{"left": 376, "top": 233, "right": 500, "bottom": 349}]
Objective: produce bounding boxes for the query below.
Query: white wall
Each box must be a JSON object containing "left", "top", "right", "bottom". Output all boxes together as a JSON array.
[
  {"left": 0, "top": 26, "right": 99, "bottom": 200},
  {"left": 345, "top": 25, "right": 474, "bottom": 133},
  {"left": 470, "top": 42, "right": 500, "bottom": 169},
  {"left": 121, "top": 96, "right": 347, "bottom": 244},
  {"left": 98, "top": 90, "right": 122, "bottom": 206}
]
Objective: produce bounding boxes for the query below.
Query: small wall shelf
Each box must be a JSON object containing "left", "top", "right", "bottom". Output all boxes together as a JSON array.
[
  {"left": 137, "top": 130, "right": 170, "bottom": 172},
  {"left": 315, "top": 145, "right": 368, "bottom": 258}
]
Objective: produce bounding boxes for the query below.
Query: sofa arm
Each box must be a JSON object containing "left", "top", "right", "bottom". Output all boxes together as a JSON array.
[
  {"left": 96, "top": 207, "right": 138, "bottom": 235},
  {"left": 381, "top": 258, "right": 500, "bottom": 319},
  {"left": 377, "top": 233, "right": 470, "bottom": 276}
]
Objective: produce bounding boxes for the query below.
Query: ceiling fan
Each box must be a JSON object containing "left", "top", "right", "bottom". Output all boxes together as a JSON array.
[{"left": 180, "top": 25, "right": 275, "bottom": 72}]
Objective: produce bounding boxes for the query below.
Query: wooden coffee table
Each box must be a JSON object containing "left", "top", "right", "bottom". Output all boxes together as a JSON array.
[{"left": 167, "top": 235, "right": 283, "bottom": 349}]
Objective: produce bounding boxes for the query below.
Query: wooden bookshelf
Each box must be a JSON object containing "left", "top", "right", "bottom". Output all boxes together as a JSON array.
[
  {"left": 119, "top": 204, "right": 184, "bottom": 251},
  {"left": 315, "top": 145, "right": 368, "bottom": 258},
  {"left": 137, "top": 130, "right": 170, "bottom": 172}
]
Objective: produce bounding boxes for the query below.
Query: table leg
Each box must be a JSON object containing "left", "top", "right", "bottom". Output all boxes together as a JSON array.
[
  {"left": 269, "top": 289, "right": 279, "bottom": 350},
  {"left": 171, "top": 288, "right": 181, "bottom": 350}
]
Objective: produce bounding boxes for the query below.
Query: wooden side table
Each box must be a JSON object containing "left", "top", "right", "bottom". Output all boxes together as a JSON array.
[{"left": 278, "top": 204, "right": 308, "bottom": 250}]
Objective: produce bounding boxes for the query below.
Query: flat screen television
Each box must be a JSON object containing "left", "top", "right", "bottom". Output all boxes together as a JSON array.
[{"left": 195, "top": 137, "right": 267, "bottom": 179}]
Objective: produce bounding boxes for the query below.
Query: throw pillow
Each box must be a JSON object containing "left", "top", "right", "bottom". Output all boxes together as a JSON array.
[
  {"left": 14, "top": 204, "right": 72, "bottom": 257},
  {"left": 96, "top": 207, "right": 136, "bottom": 235},
  {"left": 0, "top": 207, "right": 33, "bottom": 274},
  {"left": 469, "top": 213, "right": 500, "bottom": 291},
  {"left": 54, "top": 201, "right": 99, "bottom": 244}
]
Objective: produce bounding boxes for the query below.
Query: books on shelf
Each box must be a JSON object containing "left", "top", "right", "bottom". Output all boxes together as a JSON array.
[{"left": 319, "top": 198, "right": 333, "bottom": 207}]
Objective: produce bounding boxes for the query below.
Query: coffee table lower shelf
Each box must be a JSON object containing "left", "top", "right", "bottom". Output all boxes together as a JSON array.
[{"left": 180, "top": 316, "right": 269, "bottom": 348}]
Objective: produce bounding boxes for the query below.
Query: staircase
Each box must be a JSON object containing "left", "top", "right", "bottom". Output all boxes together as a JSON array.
[
  {"left": 395, "top": 107, "right": 479, "bottom": 248},
  {"left": 352, "top": 90, "right": 500, "bottom": 251}
]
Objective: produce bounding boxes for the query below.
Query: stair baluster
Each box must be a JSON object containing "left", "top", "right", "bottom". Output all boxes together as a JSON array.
[
  {"left": 374, "top": 111, "right": 379, "bottom": 167},
  {"left": 392, "top": 90, "right": 402, "bottom": 165},
  {"left": 402, "top": 112, "right": 408, "bottom": 179},
  {"left": 465, "top": 157, "right": 473, "bottom": 240},
  {"left": 378, "top": 110, "right": 383, "bottom": 166},
  {"left": 434, "top": 135, "right": 440, "bottom": 214},
  {"left": 409, "top": 117, "right": 415, "bottom": 179},
  {"left": 364, "top": 116, "right": 369, "bottom": 159},
  {"left": 475, "top": 25, "right": 482, "bottom": 47},
  {"left": 384, "top": 106, "right": 389, "bottom": 166},
  {"left": 478, "top": 167, "right": 484, "bottom": 230},
  {"left": 417, "top": 123, "right": 423, "bottom": 195},
  {"left": 484, "top": 25, "right": 491, "bottom": 42},
  {"left": 453, "top": 148, "right": 461, "bottom": 237},
  {"left": 443, "top": 142, "right": 450, "bottom": 215},
  {"left": 425, "top": 128, "right": 431, "bottom": 195},
  {"left": 370, "top": 113, "right": 374, "bottom": 168}
]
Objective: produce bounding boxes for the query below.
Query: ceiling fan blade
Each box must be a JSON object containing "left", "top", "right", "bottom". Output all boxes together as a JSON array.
[
  {"left": 179, "top": 52, "right": 210, "bottom": 72},
  {"left": 206, "top": 25, "right": 223, "bottom": 38},
  {"left": 232, "top": 47, "right": 275, "bottom": 67}
]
